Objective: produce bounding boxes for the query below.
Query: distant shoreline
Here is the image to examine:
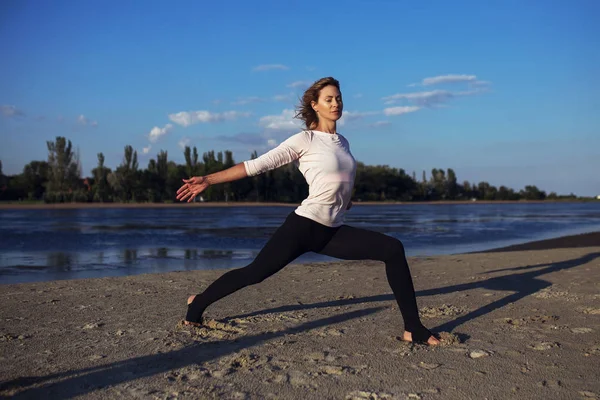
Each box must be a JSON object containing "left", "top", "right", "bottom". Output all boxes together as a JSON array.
[{"left": 0, "top": 199, "right": 597, "bottom": 210}]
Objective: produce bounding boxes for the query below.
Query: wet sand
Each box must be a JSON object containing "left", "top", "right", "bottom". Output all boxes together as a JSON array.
[{"left": 1, "top": 235, "right": 599, "bottom": 399}]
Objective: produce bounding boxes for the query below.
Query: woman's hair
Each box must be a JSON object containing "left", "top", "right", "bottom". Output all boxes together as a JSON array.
[{"left": 295, "top": 77, "right": 341, "bottom": 129}]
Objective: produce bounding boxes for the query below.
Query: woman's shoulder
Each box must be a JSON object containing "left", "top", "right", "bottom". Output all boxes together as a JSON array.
[{"left": 285, "top": 129, "right": 315, "bottom": 143}]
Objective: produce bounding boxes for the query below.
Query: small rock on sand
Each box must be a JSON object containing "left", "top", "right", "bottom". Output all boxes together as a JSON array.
[
  {"left": 469, "top": 350, "right": 490, "bottom": 359},
  {"left": 579, "top": 391, "right": 597, "bottom": 398},
  {"left": 418, "top": 362, "right": 441, "bottom": 370},
  {"left": 82, "top": 323, "right": 103, "bottom": 329}
]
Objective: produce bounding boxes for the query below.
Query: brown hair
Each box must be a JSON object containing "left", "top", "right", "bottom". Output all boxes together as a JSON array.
[{"left": 294, "top": 77, "right": 341, "bottom": 129}]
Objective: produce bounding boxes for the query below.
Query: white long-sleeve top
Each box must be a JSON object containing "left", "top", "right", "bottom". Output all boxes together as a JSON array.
[{"left": 243, "top": 130, "right": 357, "bottom": 227}]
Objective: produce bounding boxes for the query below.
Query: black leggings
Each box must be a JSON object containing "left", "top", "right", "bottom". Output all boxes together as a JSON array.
[{"left": 187, "top": 211, "right": 430, "bottom": 336}]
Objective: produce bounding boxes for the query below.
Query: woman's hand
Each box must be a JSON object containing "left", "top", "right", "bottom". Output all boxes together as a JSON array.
[{"left": 176, "top": 176, "right": 210, "bottom": 203}]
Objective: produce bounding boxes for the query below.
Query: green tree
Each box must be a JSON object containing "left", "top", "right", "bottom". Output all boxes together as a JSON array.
[
  {"left": 446, "top": 168, "right": 458, "bottom": 199},
  {"left": 109, "top": 145, "right": 139, "bottom": 202},
  {"left": 183, "top": 146, "right": 199, "bottom": 177},
  {"left": 0, "top": 160, "right": 6, "bottom": 198},
  {"left": 520, "top": 185, "right": 546, "bottom": 200},
  {"left": 45, "top": 136, "right": 83, "bottom": 202},
  {"left": 22, "top": 161, "right": 49, "bottom": 200},
  {"left": 91, "top": 153, "right": 111, "bottom": 202}
]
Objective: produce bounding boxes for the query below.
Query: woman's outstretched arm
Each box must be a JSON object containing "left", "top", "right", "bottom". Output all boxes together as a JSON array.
[
  {"left": 204, "top": 163, "right": 248, "bottom": 185},
  {"left": 177, "top": 163, "right": 248, "bottom": 202}
]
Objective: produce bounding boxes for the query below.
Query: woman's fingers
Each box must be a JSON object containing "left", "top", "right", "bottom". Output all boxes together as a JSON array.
[
  {"left": 176, "top": 181, "right": 208, "bottom": 202},
  {"left": 176, "top": 184, "right": 189, "bottom": 196}
]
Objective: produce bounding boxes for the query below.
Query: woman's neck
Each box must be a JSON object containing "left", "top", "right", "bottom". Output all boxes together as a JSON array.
[{"left": 314, "top": 120, "right": 337, "bottom": 134}]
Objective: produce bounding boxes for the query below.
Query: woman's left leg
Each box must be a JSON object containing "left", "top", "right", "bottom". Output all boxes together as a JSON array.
[{"left": 318, "top": 225, "right": 437, "bottom": 343}]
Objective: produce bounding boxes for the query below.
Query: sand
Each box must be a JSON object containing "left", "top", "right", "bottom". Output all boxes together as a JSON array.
[{"left": 1, "top": 239, "right": 599, "bottom": 399}]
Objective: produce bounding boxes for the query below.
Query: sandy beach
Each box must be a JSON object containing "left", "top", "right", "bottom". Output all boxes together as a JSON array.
[{"left": 1, "top": 235, "right": 599, "bottom": 399}]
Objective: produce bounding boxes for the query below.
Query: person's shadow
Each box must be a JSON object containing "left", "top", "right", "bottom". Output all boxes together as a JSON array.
[
  {"left": 0, "top": 307, "right": 385, "bottom": 400},
  {"left": 2, "top": 251, "right": 598, "bottom": 399},
  {"left": 226, "top": 251, "right": 600, "bottom": 333}
]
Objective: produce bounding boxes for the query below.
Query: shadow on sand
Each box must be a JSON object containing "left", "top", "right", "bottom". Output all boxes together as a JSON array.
[
  {"left": 3, "top": 251, "right": 598, "bottom": 399},
  {"left": 228, "top": 251, "right": 599, "bottom": 334}
]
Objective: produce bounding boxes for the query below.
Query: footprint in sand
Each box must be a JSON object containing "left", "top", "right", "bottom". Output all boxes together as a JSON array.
[
  {"left": 204, "top": 353, "right": 268, "bottom": 379},
  {"left": 304, "top": 351, "right": 336, "bottom": 363},
  {"left": 419, "top": 304, "right": 466, "bottom": 319},
  {"left": 571, "top": 327, "right": 593, "bottom": 334},
  {"left": 584, "top": 344, "right": 600, "bottom": 356},
  {"left": 320, "top": 365, "right": 344, "bottom": 375},
  {"left": 494, "top": 315, "right": 559, "bottom": 327},
  {"left": 243, "top": 311, "right": 309, "bottom": 324},
  {"left": 534, "top": 288, "right": 578, "bottom": 301},
  {"left": 528, "top": 341, "right": 560, "bottom": 351},
  {"left": 577, "top": 307, "right": 600, "bottom": 315},
  {"left": 345, "top": 390, "right": 396, "bottom": 400},
  {"left": 313, "top": 328, "right": 345, "bottom": 337},
  {"left": 176, "top": 318, "right": 245, "bottom": 340}
]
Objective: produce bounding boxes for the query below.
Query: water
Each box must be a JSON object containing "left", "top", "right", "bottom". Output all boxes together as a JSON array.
[{"left": 1, "top": 202, "right": 599, "bottom": 284}]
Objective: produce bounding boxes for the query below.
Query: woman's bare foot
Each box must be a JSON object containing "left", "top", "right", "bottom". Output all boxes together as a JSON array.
[
  {"left": 184, "top": 295, "right": 202, "bottom": 326},
  {"left": 403, "top": 331, "right": 440, "bottom": 345}
]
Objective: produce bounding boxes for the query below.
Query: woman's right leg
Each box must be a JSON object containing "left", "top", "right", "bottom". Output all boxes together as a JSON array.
[
  {"left": 317, "top": 225, "right": 438, "bottom": 344},
  {"left": 185, "top": 212, "right": 311, "bottom": 324}
]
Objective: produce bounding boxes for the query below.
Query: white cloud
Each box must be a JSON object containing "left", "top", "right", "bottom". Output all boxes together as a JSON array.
[
  {"left": 142, "top": 145, "right": 152, "bottom": 154},
  {"left": 148, "top": 123, "right": 173, "bottom": 143},
  {"left": 168, "top": 110, "right": 251, "bottom": 127},
  {"left": 77, "top": 114, "right": 98, "bottom": 126},
  {"left": 287, "top": 80, "right": 312, "bottom": 89},
  {"left": 0, "top": 105, "right": 24, "bottom": 117},
  {"left": 232, "top": 96, "right": 263, "bottom": 105},
  {"left": 252, "top": 64, "right": 289, "bottom": 72},
  {"left": 259, "top": 109, "right": 302, "bottom": 131},
  {"left": 421, "top": 74, "right": 477, "bottom": 86},
  {"left": 383, "top": 90, "right": 454, "bottom": 106},
  {"left": 267, "top": 139, "right": 277, "bottom": 147},
  {"left": 383, "top": 106, "right": 421, "bottom": 116},
  {"left": 353, "top": 93, "right": 363, "bottom": 99},
  {"left": 385, "top": 74, "right": 491, "bottom": 109},
  {"left": 178, "top": 137, "right": 191, "bottom": 150}
]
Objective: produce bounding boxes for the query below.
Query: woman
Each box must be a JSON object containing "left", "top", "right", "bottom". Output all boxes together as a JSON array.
[{"left": 176, "top": 77, "right": 440, "bottom": 345}]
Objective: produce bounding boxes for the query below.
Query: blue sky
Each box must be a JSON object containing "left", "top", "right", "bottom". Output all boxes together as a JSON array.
[{"left": 1, "top": 0, "right": 598, "bottom": 196}]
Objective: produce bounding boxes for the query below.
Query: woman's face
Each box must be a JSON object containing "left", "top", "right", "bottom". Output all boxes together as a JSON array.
[{"left": 312, "top": 85, "right": 343, "bottom": 123}]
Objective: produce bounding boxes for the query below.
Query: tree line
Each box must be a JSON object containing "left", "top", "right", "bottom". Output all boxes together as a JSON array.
[{"left": 0, "top": 136, "right": 582, "bottom": 204}]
